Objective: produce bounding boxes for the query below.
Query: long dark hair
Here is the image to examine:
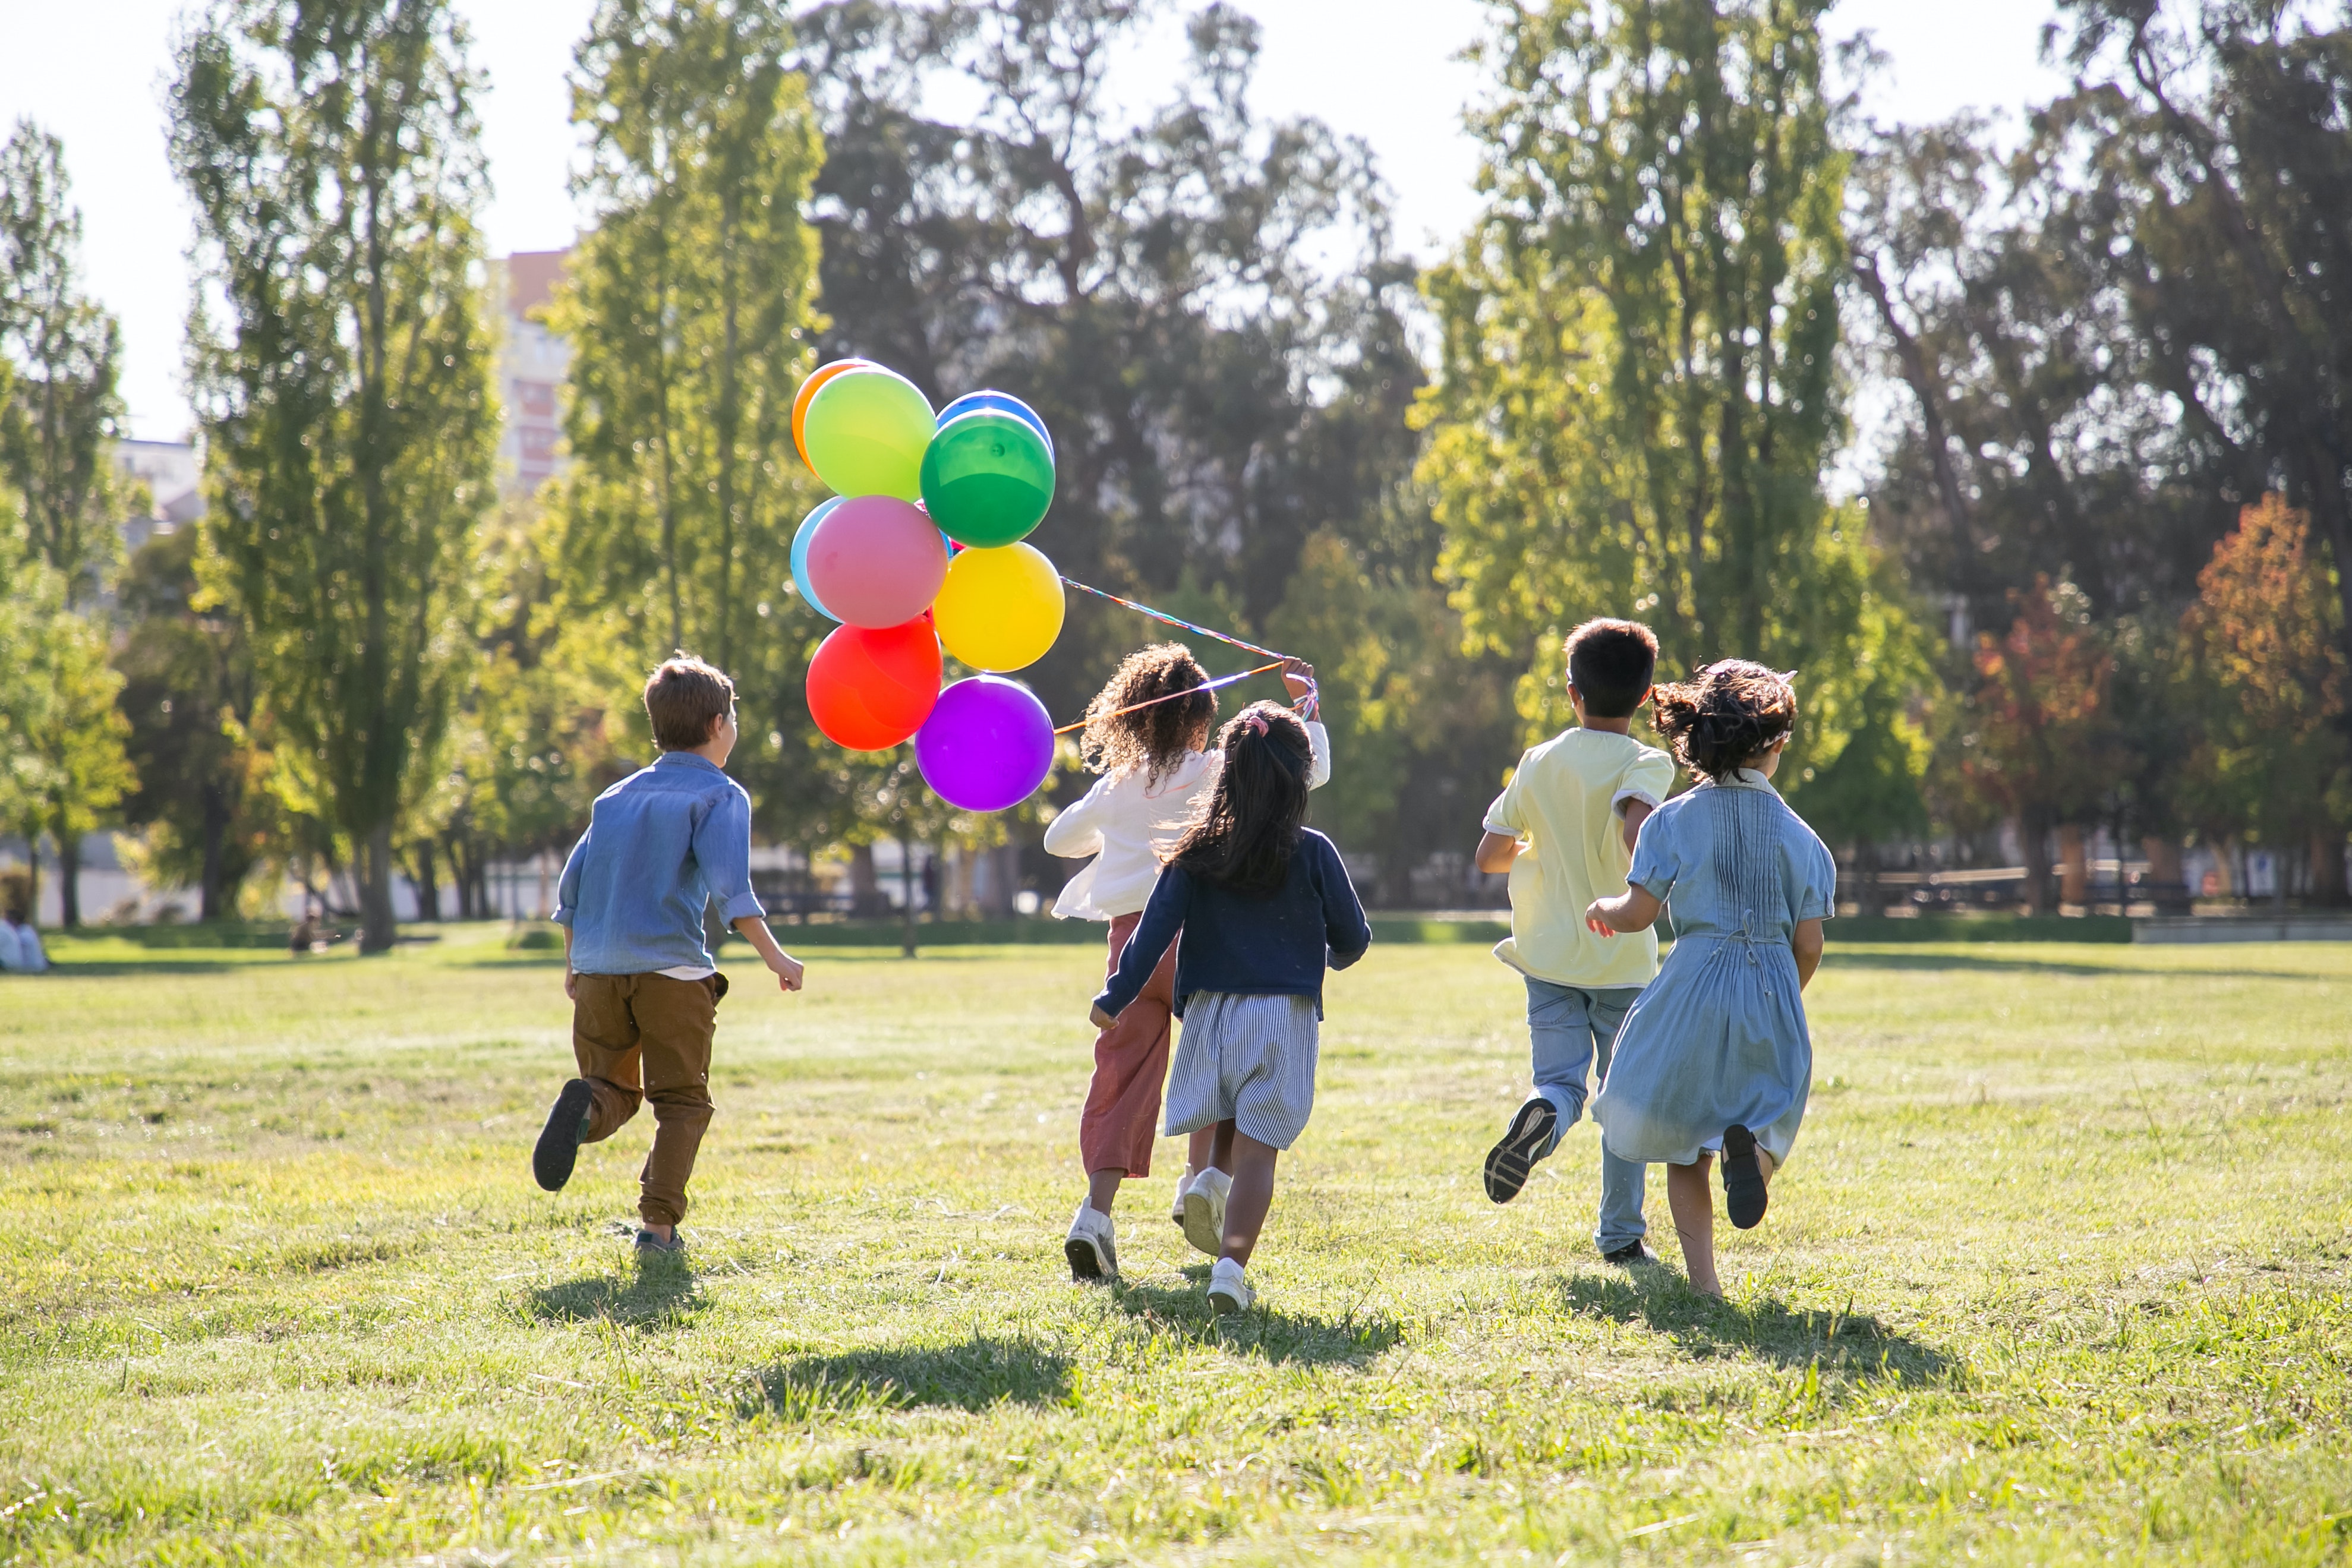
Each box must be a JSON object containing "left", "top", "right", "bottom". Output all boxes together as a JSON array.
[
  {"left": 1079, "top": 643, "right": 1217, "bottom": 786},
  {"left": 1651, "top": 660, "right": 1798, "bottom": 781},
  {"left": 1166, "top": 701, "right": 1312, "bottom": 895}
]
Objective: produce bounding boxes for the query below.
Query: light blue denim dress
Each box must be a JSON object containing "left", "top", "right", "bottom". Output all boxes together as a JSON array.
[{"left": 1591, "top": 769, "right": 1836, "bottom": 1168}]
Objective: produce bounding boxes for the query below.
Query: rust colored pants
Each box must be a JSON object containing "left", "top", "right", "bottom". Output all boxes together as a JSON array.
[
  {"left": 570, "top": 971, "right": 726, "bottom": 1228},
  {"left": 1079, "top": 911, "right": 1179, "bottom": 1178}
]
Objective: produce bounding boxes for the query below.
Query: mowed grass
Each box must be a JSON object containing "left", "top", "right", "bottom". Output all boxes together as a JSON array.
[{"left": 2, "top": 927, "right": 2348, "bottom": 1566}]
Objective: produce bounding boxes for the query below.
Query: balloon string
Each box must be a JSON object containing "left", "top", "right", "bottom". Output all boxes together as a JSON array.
[
  {"left": 1055, "top": 575, "right": 1319, "bottom": 721},
  {"left": 1052, "top": 661, "right": 1287, "bottom": 736}
]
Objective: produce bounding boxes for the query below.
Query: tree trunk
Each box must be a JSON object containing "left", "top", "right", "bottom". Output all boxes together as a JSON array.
[
  {"left": 898, "top": 834, "right": 917, "bottom": 958},
  {"left": 200, "top": 783, "right": 231, "bottom": 922},
  {"left": 849, "top": 842, "right": 883, "bottom": 917},
  {"left": 410, "top": 842, "right": 440, "bottom": 923},
  {"left": 2312, "top": 830, "right": 2348, "bottom": 907},
  {"left": 359, "top": 822, "right": 398, "bottom": 954},
  {"left": 2057, "top": 823, "right": 2090, "bottom": 910},
  {"left": 53, "top": 819, "right": 81, "bottom": 929},
  {"left": 2020, "top": 809, "right": 2056, "bottom": 915},
  {"left": 2142, "top": 835, "right": 2188, "bottom": 914},
  {"left": 1857, "top": 840, "right": 1881, "bottom": 917}
]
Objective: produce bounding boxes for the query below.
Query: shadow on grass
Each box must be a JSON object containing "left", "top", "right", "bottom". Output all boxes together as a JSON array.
[
  {"left": 527, "top": 1263, "right": 707, "bottom": 1329},
  {"left": 1106, "top": 1275, "right": 1404, "bottom": 1367},
  {"left": 738, "top": 1336, "right": 1071, "bottom": 1418},
  {"left": 1556, "top": 1269, "right": 1955, "bottom": 1384},
  {"left": 1823, "top": 950, "right": 2337, "bottom": 981}
]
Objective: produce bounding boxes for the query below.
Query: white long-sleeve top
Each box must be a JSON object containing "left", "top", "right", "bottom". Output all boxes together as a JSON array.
[{"left": 1042, "top": 721, "right": 1331, "bottom": 920}]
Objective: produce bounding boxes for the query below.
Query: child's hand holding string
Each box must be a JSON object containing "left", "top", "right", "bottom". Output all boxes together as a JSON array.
[{"left": 1279, "top": 658, "right": 1316, "bottom": 704}]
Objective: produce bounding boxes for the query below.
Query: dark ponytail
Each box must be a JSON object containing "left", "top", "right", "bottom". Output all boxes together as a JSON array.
[
  {"left": 1166, "top": 702, "right": 1313, "bottom": 895},
  {"left": 1651, "top": 661, "right": 1798, "bottom": 781}
]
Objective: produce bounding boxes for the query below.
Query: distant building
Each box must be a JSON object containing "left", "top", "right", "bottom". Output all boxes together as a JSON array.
[
  {"left": 491, "top": 249, "right": 572, "bottom": 498},
  {"left": 111, "top": 438, "right": 202, "bottom": 555}
]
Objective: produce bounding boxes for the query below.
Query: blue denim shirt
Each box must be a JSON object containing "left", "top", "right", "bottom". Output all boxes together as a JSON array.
[{"left": 553, "top": 752, "right": 766, "bottom": 974}]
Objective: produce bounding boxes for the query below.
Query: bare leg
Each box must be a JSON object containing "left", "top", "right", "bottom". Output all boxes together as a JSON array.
[
  {"left": 1666, "top": 1157, "right": 1720, "bottom": 1298},
  {"left": 1086, "top": 1168, "right": 1124, "bottom": 1216},
  {"left": 1220, "top": 1127, "right": 1279, "bottom": 1266},
  {"left": 1207, "top": 1118, "right": 1237, "bottom": 1174},
  {"left": 1194, "top": 1124, "right": 1222, "bottom": 1174}
]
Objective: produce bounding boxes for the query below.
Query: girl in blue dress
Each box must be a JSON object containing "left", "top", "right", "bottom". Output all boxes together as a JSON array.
[{"left": 1584, "top": 662, "right": 1834, "bottom": 1299}]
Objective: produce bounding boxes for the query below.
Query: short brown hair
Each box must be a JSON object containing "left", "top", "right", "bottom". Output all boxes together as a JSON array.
[
  {"left": 1564, "top": 619, "right": 1659, "bottom": 718},
  {"left": 644, "top": 655, "right": 736, "bottom": 750}
]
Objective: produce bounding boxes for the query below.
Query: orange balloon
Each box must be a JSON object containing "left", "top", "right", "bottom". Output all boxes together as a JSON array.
[{"left": 792, "top": 358, "right": 872, "bottom": 472}]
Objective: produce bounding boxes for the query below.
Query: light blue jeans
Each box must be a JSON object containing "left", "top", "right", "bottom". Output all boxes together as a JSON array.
[{"left": 1525, "top": 977, "right": 1649, "bottom": 1252}]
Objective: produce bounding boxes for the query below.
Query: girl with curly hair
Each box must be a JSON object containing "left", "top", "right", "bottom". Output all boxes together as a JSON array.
[
  {"left": 1583, "top": 660, "right": 1836, "bottom": 1298},
  {"left": 1044, "top": 645, "right": 1329, "bottom": 1283}
]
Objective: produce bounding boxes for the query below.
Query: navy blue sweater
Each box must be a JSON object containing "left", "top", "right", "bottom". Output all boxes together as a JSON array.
[{"left": 1095, "top": 828, "right": 1372, "bottom": 1020}]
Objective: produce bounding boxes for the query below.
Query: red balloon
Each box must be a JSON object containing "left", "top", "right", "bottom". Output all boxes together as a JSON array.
[{"left": 806, "top": 617, "right": 942, "bottom": 750}]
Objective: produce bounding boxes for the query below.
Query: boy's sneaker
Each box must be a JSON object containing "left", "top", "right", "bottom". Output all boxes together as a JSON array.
[
  {"left": 1064, "top": 1203, "right": 1119, "bottom": 1282},
  {"left": 1180, "top": 1167, "right": 1231, "bottom": 1257},
  {"left": 633, "top": 1227, "right": 686, "bottom": 1256},
  {"left": 1207, "top": 1257, "right": 1253, "bottom": 1315},
  {"left": 1481, "top": 1096, "right": 1559, "bottom": 1204},
  {"left": 1601, "top": 1239, "right": 1659, "bottom": 1267},
  {"left": 532, "top": 1079, "right": 597, "bottom": 1192}
]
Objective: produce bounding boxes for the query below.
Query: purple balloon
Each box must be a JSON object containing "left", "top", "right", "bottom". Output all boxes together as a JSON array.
[{"left": 916, "top": 676, "right": 1055, "bottom": 812}]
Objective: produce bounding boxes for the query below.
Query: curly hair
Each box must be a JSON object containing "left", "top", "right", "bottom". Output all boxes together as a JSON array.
[
  {"left": 1166, "top": 702, "right": 1313, "bottom": 896},
  {"left": 1651, "top": 660, "right": 1799, "bottom": 781},
  {"left": 1079, "top": 643, "right": 1218, "bottom": 785}
]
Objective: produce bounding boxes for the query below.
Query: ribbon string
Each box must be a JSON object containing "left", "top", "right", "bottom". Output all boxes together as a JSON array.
[
  {"left": 1059, "top": 576, "right": 1289, "bottom": 662},
  {"left": 1051, "top": 660, "right": 1287, "bottom": 736},
  {"left": 1055, "top": 575, "right": 1319, "bottom": 724}
]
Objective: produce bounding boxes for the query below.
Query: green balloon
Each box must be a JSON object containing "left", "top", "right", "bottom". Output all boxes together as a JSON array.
[
  {"left": 803, "top": 368, "right": 935, "bottom": 499},
  {"left": 920, "top": 411, "right": 1057, "bottom": 547}
]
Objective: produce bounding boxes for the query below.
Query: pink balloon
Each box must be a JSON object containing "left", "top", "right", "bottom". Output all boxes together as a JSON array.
[{"left": 803, "top": 496, "right": 950, "bottom": 629}]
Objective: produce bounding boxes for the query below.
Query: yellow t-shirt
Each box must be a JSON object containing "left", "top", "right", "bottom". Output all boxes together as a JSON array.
[{"left": 1483, "top": 728, "right": 1677, "bottom": 989}]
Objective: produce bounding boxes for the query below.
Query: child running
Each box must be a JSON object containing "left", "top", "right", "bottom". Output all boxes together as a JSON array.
[
  {"left": 531, "top": 657, "right": 806, "bottom": 1255},
  {"left": 1046, "top": 646, "right": 1328, "bottom": 1282},
  {"left": 1584, "top": 661, "right": 1834, "bottom": 1298},
  {"left": 1088, "top": 702, "right": 1370, "bottom": 1310},
  {"left": 1473, "top": 620, "right": 1676, "bottom": 1259}
]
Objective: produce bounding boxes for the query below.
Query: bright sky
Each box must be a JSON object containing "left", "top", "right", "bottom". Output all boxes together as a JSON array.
[{"left": 0, "top": 0, "right": 2069, "bottom": 443}]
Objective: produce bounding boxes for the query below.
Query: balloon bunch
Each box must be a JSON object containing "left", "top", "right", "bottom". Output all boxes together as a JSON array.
[{"left": 790, "top": 360, "right": 1067, "bottom": 812}]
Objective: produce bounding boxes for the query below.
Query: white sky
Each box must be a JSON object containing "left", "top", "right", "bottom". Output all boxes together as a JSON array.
[{"left": 0, "top": 0, "right": 2069, "bottom": 443}]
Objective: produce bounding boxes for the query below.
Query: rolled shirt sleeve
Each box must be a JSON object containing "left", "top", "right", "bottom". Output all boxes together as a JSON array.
[
  {"left": 695, "top": 785, "right": 767, "bottom": 925},
  {"left": 1615, "top": 750, "right": 1676, "bottom": 818},
  {"left": 1481, "top": 758, "right": 1528, "bottom": 838},
  {"left": 552, "top": 824, "right": 591, "bottom": 926}
]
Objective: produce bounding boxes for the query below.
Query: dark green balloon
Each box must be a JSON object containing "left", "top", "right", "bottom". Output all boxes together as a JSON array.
[{"left": 920, "top": 411, "right": 1056, "bottom": 548}]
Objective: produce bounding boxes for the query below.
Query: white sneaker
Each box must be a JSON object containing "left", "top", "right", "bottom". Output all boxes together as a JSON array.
[
  {"left": 1180, "top": 1167, "right": 1231, "bottom": 1257},
  {"left": 1207, "top": 1256, "right": 1253, "bottom": 1315},
  {"left": 1169, "top": 1166, "right": 1196, "bottom": 1229},
  {"left": 1064, "top": 1202, "right": 1118, "bottom": 1282}
]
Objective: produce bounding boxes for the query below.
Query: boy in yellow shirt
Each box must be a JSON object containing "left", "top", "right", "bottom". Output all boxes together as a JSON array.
[{"left": 1473, "top": 619, "right": 1675, "bottom": 1263}]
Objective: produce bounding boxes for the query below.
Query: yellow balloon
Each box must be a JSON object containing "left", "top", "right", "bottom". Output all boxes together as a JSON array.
[{"left": 932, "top": 542, "right": 1065, "bottom": 672}]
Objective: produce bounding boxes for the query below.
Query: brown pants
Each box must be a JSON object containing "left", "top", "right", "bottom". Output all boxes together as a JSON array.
[
  {"left": 571, "top": 971, "right": 725, "bottom": 1228},
  {"left": 1079, "top": 911, "right": 1179, "bottom": 1178}
]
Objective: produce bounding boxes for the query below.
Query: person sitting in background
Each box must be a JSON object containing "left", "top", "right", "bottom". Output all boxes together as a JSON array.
[{"left": 0, "top": 906, "right": 47, "bottom": 974}]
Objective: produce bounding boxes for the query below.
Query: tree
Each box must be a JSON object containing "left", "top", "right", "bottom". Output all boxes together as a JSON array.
[
  {"left": 171, "top": 0, "right": 499, "bottom": 952},
  {"left": 112, "top": 528, "right": 266, "bottom": 920},
  {"left": 1957, "top": 578, "right": 2118, "bottom": 914},
  {"left": 796, "top": 1, "right": 1495, "bottom": 870},
  {"left": 0, "top": 119, "right": 127, "bottom": 603},
  {"left": 2177, "top": 496, "right": 2350, "bottom": 904},
  {"left": 1418, "top": 0, "right": 1888, "bottom": 794}
]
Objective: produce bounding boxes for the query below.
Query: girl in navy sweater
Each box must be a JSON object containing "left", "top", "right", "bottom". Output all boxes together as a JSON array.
[{"left": 1090, "top": 702, "right": 1372, "bottom": 1313}]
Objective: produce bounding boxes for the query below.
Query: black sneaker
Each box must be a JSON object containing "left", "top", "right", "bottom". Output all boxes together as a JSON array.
[
  {"left": 532, "top": 1079, "right": 597, "bottom": 1192},
  {"left": 1482, "top": 1096, "right": 1559, "bottom": 1204},
  {"left": 1722, "top": 1124, "right": 1769, "bottom": 1229},
  {"left": 1600, "top": 1239, "right": 1659, "bottom": 1266},
  {"left": 633, "top": 1227, "right": 687, "bottom": 1255}
]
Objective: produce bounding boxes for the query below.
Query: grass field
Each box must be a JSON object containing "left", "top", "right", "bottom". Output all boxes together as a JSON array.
[{"left": 2, "top": 926, "right": 2348, "bottom": 1565}]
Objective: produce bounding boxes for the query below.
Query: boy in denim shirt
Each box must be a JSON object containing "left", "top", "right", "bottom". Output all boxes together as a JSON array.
[
  {"left": 532, "top": 657, "right": 805, "bottom": 1254},
  {"left": 1472, "top": 620, "right": 1674, "bottom": 1263}
]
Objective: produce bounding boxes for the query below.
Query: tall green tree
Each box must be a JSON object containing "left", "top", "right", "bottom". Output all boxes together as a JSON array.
[
  {"left": 171, "top": 0, "right": 499, "bottom": 952},
  {"left": 0, "top": 119, "right": 127, "bottom": 603},
  {"left": 551, "top": 0, "right": 825, "bottom": 674},
  {"left": 1419, "top": 0, "right": 1883, "bottom": 792}
]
